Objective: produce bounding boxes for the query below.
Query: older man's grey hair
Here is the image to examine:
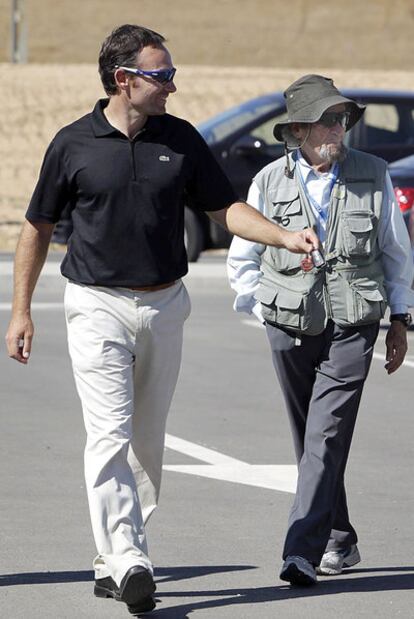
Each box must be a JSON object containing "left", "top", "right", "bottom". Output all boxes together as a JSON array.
[{"left": 280, "top": 125, "right": 300, "bottom": 148}]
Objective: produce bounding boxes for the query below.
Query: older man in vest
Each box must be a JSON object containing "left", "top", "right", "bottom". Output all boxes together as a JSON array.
[{"left": 228, "top": 74, "right": 414, "bottom": 586}]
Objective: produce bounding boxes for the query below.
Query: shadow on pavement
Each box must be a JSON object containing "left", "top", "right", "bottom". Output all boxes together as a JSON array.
[
  {"left": 0, "top": 564, "right": 254, "bottom": 587},
  {"left": 0, "top": 570, "right": 94, "bottom": 586},
  {"left": 149, "top": 567, "right": 414, "bottom": 618},
  {"left": 154, "top": 565, "right": 256, "bottom": 583},
  {"left": 2, "top": 564, "right": 413, "bottom": 619}
]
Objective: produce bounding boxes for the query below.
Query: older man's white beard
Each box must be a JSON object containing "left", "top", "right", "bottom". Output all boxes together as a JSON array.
[{"left": 319, "top": 142, "right": 347, "bottom": 164}]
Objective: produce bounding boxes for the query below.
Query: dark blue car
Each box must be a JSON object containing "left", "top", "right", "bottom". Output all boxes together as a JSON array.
[{"left": 52, "top": 89, "right": 414, "bottom": 261}]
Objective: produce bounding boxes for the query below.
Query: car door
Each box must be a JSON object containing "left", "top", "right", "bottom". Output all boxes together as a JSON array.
[{"left": 345, "top": 98, "right": 414, "bottom": 163}]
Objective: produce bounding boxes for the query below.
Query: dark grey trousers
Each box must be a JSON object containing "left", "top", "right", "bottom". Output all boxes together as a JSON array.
[{"left": 266, "top": 320, "right": 379, "bottom": 566}]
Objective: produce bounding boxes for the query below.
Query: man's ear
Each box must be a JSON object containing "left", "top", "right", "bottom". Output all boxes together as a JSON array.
[
  {"left": 291, "top": 122, "right": 303, "bottom": 138},
  {"left": 113, "top": 68, "right": 131, "bottom": 92}
]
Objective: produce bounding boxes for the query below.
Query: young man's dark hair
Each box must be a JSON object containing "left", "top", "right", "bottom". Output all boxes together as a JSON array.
[{"left": 98, "top": 24, "right": 166, "bottom": 95}]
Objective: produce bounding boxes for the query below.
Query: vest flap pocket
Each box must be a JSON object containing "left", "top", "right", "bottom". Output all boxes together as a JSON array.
[
  {"left": 353, "top": 287, "right": 384, "bottom": 302},
  {"left": 256, "top": 286, "right": 277, "bottom": 305},
  {"left": 277, "top": 289, "right": 302, "bottom": 309},
  {"left": 270, "top": 186, "right": 299, "bottom": 204},
  {"left": 283, "top": 201, "right": 302, "bottom": 216},
  {"left": 256, "top": 286, "right": 302, "bottom": 309},
  {"left": 270, "top": 187, "right": 301, "bottom": 217},
  {"left": 342, "top": 211, "right": 375, "bottom": 256},
  {"left": 258, "top": 279, "right": 326, "bottom": 335},
  {"left": 272, "top": 201, "right": 301, "bottom": 218},
  {"left": 349, "top": 279, "right": 386, "bottom": 323},
  {"left": 351, "top": 280, "right": 384, "bottom": 302},
  {"left": 344, "top": 215, "right": 373, "bottom": 233}
]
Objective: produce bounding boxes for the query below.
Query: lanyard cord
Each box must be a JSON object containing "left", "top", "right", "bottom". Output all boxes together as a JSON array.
[{"left": 296, "top": 159, "right": 339, "bottom": 223}]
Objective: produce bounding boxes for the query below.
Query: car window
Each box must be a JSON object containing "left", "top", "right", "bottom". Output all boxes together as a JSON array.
[
  {"left": 365, "top": 104, "right": 399, "bottom": 132},
  {"left": 240, "top": 110, "right": 288, "bottom": 158},
  {"left": 352, "top": 102, "right": 414, "bottom": 148},
  {"left": 250, "top": 113, "right": 288, "bottom": 144},
  {"left": 198, "top": 100, "right": 279, "bottom": 145}
]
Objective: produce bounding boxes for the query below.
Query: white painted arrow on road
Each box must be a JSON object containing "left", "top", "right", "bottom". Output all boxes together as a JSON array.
[{"left": 164, "top": 434, "right": 297, "bottom": 493}]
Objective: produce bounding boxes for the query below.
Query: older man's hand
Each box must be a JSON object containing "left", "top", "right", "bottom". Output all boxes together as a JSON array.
[{"left": 385, "top": 321, "right": 408, "bottom": 374}]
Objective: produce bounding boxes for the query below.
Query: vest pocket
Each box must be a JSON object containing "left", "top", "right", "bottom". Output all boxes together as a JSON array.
[
  {"left": 271, "top": 194, "right": 306, "bottom": 228},
  {"left": 256, "top": 285, "right": 302, "bottom": 328},
  {"left": 341, "top": 211, "right": 375, "bottom": 257},
  {"left": 350, "top": 279, "right": 386, "bottom": 323},
  {"left": 267, "top": 201, "right": 305, "bottom": 272},
  {"left": 267, "top": 190, "right": 309, "bottom": 272},
  {"left": 256, "top": 281, "right": 326, "bottom": 335},
  {"left": 274, "top": 289, "right": 303, "bottom": 328},
  {"left": 268, "top": 247, "right": 304, "bottom": 272}
]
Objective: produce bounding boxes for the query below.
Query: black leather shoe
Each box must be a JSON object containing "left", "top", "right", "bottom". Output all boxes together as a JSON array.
[
  {"left": 94, "top": 568, "right": 156, "bottom": 614},
  {"left": 127, "top": 595, "right": 156, "bottom": 615},
  {"left": 119, "top": 566, "right": 156, "bottom": 605},
  {"left": 94, "top": 575, "right": 121, "bottom": 600}
]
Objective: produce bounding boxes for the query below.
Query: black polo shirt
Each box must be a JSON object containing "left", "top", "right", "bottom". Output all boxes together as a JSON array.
[{"left": 26, "top": 99, "right": 237, "bottom": 286}]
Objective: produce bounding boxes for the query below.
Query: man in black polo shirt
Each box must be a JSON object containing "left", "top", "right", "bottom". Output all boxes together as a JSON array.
[{"left": 6, "top": 25, "right": 318, "bottom": 614}]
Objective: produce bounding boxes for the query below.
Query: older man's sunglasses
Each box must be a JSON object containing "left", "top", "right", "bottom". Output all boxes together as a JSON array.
[
  {"left": 115, "top": 65, "right": 176, "bottom": 84},
  {"left": 317, "top": 111, "right": 350, "bottom": 129}
]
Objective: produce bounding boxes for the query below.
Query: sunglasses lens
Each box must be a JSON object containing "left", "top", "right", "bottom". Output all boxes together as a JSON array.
[
  {"left": 155, "top": 68, "right": 176, "bottom": 84},
  {"left": 319, "top": 112, "right": 349, "bottom": 128},
  {"left": 325, "top": 115, "right": 336, "bottom": 128}
]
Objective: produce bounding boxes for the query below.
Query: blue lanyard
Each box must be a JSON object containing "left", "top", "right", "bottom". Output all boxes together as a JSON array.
[{"left": 297, "top": 160, "right": 339, "bottom": 223}]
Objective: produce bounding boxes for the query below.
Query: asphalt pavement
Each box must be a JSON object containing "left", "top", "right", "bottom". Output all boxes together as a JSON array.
[{"left": 0, "top": 252, "right": 413, "bottom": 619}]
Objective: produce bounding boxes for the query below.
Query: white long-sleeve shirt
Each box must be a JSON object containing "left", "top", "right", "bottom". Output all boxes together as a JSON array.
[{"left": 227, "top": 156, "right": 414, "bottom": 322}]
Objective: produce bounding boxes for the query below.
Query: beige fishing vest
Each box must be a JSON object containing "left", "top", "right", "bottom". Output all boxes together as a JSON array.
[{"left": 255, "top": 148, "right": 388, "bottom": 335}]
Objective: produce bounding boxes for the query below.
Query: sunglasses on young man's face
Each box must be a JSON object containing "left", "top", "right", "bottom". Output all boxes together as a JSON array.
[
  {"left": 317, "top": 111, "right": 350, "bottom": 129},
  {"left": 115, "top": 65, "right": 176, "bottom": 85}
]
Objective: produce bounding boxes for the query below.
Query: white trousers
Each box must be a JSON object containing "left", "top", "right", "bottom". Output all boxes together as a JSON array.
[{"left": 64, "top": 280, "right": 191, "bottom": 586}]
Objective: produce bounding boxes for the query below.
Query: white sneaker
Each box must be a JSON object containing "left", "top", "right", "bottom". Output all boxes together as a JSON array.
[
  {"left": 317, "top": 544, "right": 361, "bottom": 575},
  {"left": 280, "top": 555, "right": 317, "bottom": 586}
]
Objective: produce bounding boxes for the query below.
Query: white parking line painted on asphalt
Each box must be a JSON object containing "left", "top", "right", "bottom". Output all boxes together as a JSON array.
[
  {"left": 242, "top": 319, "right": 265, "bottom": 329},
  {"left": 0, "top": 258, "right": 229, "bottom": 311},
  {"left": 372, "top": 351, "right": 414, "bottom": 368},
  {"left": 164, "top": 433, "right": 297, "bottom": 493},
  {"left": 242, "top": 320, "right": 414, "bottom": 368},
  {"left": 0, "top": 302, "right": 63, "bottom": 311},
  {"left": 187, "top": 261, "right": 227, "bottom": 278},
  {"left": 0, "top": 261, "right": 62, "bottom": 277},
  {"left": 165, "top": 433, "right": 244, "bottom": 465},
  {"left": 0, "top": 259, "right": 228, "bottom": 278}
]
